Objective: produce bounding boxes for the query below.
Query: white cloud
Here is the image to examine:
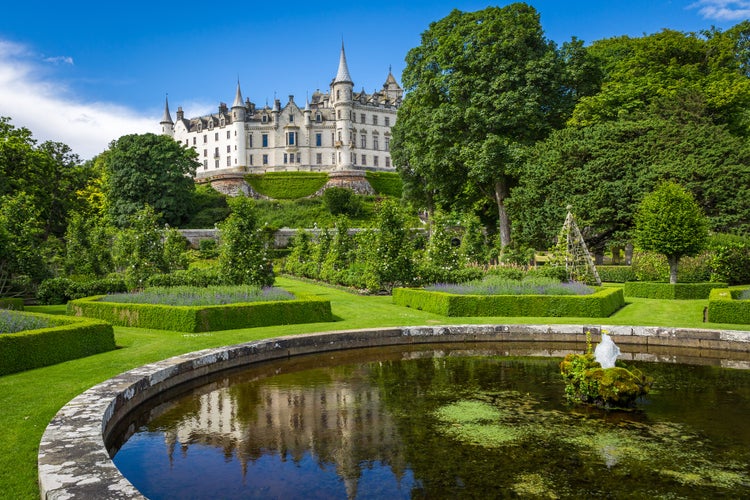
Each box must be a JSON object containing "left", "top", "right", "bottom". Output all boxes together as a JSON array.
[
  {"left": 43, "top": 55, "right": 74, "bottom": 65},
  {"left": 0, "top": 39, "right": 157, "bottom": 160},
  {"left": 690, "top": 0, "right": 750, "bottom": 21}
]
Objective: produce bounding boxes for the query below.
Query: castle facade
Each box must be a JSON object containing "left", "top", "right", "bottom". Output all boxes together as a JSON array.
[{"left": 160, "top": 44, "right": 403, "bottom": 195}]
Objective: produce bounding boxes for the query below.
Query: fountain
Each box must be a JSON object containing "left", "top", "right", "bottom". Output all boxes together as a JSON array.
[{"left": 594, "top": 332, "right": 620, "bottom": 368}]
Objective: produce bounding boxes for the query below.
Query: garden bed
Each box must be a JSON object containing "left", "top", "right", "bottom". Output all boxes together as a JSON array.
[
  {"left": 392, "top": 286, "right": 624, "bottom": 317},
  {"left": 0, "top": 310, "right": 114, "bottom": 376},
  {"left": 67, "top": 287, "right": 333, "bottom": 332},
  {"left": 707, "top": 287, "right": 750, "bottom": 325},
  {"left": 623, "top": 281, "right": 726, "bottom": 300}
]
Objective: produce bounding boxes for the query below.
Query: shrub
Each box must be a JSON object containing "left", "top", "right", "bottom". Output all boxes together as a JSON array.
[
  {"left": 36, "top": 276, "right": 128, "bottom": 305},
  {"left": 485, "top": 265, "right": 526, "bottom": 281},
  {"left": 0, "top": 312, "right": 115, "bottom": 376},
  {"left": 246, "top": 172, "right": 328, "bottom": 199},
  {"left": 631, "top": 251, "right": 670, "bottom": 282},
  {"left": 365, "top": 171, "right": 402, "bottom": 197},
  {"left": 393, "top": 286, "right": 624, "bottom": 317},
  {"left": 145, "top": 268, "right": 224, "bottom": 287},
  {"left": 218, "top": 197, "right": 274, "bottom": 287},
  {"left": 322, "top": 187, "right": 362, "bottom": 217},
  {"left": 0, "top": 298, "right": 24, "bottom": 310},
  {"left": 623, "top": 281, "right": 726, "bottom": 300},
  {"left": 707, "top": 287, "right": 750, "bottom": 324},
  {"left": 597, "top": 266, "right": 637, "bottom": 283},
  {"left": 198, "top": 239, "right": 219, "bottom": 259},
  {"left": 708, "top": 234, "right": 750, "bottom": 286},
  {"left": 526, "top": 265, "right": 569, "bottom": 282}
]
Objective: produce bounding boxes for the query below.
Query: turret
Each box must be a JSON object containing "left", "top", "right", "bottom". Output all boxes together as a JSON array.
[
  {"left": 383, "top": 67, "right": 403, "bottom": 102},
  {"left": 160, "top": 95, "right": 174, "bottom": 136},
  {"left": 231, "top": 80, "right": 246, "bottom": 122},
  {"left": 331, "top": 43, "right": 354, "bottom": 169}
]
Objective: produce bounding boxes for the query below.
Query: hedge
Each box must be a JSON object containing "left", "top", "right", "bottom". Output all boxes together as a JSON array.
[
  {"left": 36, "top": 276, "right": 128, "bottom": 305},
  {"left": 68, "top": 294, "right": 333, "bottom": 332},
  {"left": 392, "top": 286, "right": 624, "bottom": 318},
  {"left": 707, "top": 287, "right": 750, "bottom": 324},
  {"left": 0, "top": 298, "right": 24, "bottom": 310},
  {"left": 622, "top": 281, "right": 726, "bottom": 300},
  {"left": 365, "top": 171, "right": 402, "bottom": 198},
  {"left": 246, "top": 172, "right": 329, "bottom": 199},
  {"left": 0, "top": 312, "right": 115, "bottom": 376},
  {"left": 597, "top": 266, "right": 637, "bottom": 283}
]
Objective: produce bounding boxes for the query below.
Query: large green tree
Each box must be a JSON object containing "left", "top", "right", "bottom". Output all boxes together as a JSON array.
[
  {"left": 391, "top": 3, "right": 591, "bottom": 247},
  {"left": 104, "top": 133, "right": 198, "bottom": 227},
  {"left": 634, "top": 182, "right": 708, "bottom": 284}
]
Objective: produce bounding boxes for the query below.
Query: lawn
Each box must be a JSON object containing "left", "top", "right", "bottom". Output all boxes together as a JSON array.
[{"left": 1, "top": 277, "right": 747, "bottom": 499}]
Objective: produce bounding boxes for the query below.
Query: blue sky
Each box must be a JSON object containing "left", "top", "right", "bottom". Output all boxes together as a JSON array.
[{"left": 0, "top": 1, "right": 747, "bottom": 159}]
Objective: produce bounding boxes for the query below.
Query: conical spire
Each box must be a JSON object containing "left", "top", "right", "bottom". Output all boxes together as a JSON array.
[
  {"left": 232, "top": 80, "right": 244, "bottom": 108},
  {"left": 161, "top": 95, "right": 173, "bottom": 124},
  {"left": 334, "top": 42, "right": 353, "bottom": 84}
]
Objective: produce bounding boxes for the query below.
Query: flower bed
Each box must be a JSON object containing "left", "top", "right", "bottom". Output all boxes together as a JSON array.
[
  {"left": 68, "top": 288, "right": 332, "bottom": 332},
  {"left": 707, "top": 287, "right": 750, "bottom": 324},
  {"left": 392, "top": 286, "right": 624, "bottom": 317},
  {"left": 0, "top": 311, "right": 115, "bottom": 376},
  {"left": 99, "top": 286, "right": 294, "bottom": 306}
]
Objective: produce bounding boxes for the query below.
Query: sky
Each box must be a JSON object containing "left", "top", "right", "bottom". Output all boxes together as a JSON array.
[{"left": 0, "top": 1, "right": 748, "bottom": 160}]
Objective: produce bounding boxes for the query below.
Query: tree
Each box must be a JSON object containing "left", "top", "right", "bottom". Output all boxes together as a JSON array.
[
  {"left": 0, "top": 192, "right": 48, "bottom": 295},
  {"left": 633, "top": 182, "right": 708, "bottom": 284},
  {"left": 364, "top": 199, "right": 415, "bottom": 292},
  {"left": 104, "top": 133, "right": 198, "bottom": 227},
  {"left": 113, "top": 205, "right": 168, "bottom": 289},
  {"left": 391, "top": 4, "right": 588, "bottom": 247},
  {"left": 218, "top": 197, "right": 274, "bottom": 287}
]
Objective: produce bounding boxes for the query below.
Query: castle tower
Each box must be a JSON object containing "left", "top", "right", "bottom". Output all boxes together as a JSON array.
[
  {"left": 231, "top": 81, "right": 247, "bottom": 168},
  {"left": 383, "top": 67, "right": 403, "bottom": 102},
  {"left": 160, "top": 95, "right": 174, "bottom": 136},
  {"left": 331, "top": 42, "right": 354, "bottom": 170}
]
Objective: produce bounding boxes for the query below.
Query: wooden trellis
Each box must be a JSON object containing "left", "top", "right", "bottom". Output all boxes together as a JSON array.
[{"left": 558, "top": 208, "right": 601, "bottom": 286}]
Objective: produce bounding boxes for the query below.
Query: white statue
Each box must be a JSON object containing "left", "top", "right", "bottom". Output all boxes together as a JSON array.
[{"left": 594, "top": 332, "right": 620, "bottom": 369}]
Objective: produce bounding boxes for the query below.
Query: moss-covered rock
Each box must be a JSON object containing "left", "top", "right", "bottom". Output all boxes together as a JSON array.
[{"left": 560, "top": 353, "right": 652, "bottom": 409}]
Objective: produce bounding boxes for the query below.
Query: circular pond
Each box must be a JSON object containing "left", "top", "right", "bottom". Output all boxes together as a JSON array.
[{"left": 109, "top": 342, "right": 750, "bottom": 498}]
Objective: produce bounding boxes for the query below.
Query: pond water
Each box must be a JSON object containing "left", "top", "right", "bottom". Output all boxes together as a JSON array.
[{"left": 111, "top": 343, "right": 750, "bottom": 499}]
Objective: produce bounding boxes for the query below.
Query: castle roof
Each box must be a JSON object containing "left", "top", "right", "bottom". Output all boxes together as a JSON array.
[
  {"left": 161, "top": 96, "right": 173, "bottom": 124},
  {"left": 232, "top": 81, "right": 244, "bottom": 108},
  {"left": 334, "top": 43, "right": 353, "bottom": 85}
]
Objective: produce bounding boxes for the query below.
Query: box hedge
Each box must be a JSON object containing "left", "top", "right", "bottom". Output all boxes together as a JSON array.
[
  {"left": 392, "top": 286, "right": 624, "bottom": 318},
  {"left": 246, "top": 172, "right": 329, "bottom": 199},
  {"left": 622, "top": 281, "right": 726, "bottom": 300},
  {"left": 707, "top": 287, "right": 750, "bottom": 324},
  {"left": 597, "top": 266, "right": 637, "bottom": 283},
  {"left": 0, "top": 298, "right": 24, "bottom": 310},
  {"left": 67, "top": 294, "right": 333, "bottom": 332},
  {"left": 0, "top": 312, "right": 115, "bottom": 376},
  {"left": 365, "top": 171, "right": 402, "bottom": 197}
]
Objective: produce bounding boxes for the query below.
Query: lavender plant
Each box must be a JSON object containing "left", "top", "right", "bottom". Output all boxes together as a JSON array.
[
  {"left": 740, "top": 288, "right": 750, "bottom": 300},
  {"left": 426, "top": 275, "right": 594, "bottom": 296},
  {"left": 0, "top": 310, "right": 53, "bottom": 334},
  {"left": 99, "top": 286, "right": 294, "bottom": 306}
]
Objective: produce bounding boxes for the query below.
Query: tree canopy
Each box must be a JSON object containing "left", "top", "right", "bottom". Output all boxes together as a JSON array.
[
  {"left": 391, "top": 3, "right": 587, "bottom": 247},
  {"left": 104, "top": 133, "right": 198, "bottom": 227}
]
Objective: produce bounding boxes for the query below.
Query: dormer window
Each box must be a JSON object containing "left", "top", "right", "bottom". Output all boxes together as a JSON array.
[
  {"left": 289, "top": 114, "right": 294, "bottom": 123},
  {"left": 220, "top": 118, "right": 225, "bottom": 127},
  {"left": 316, "top": 113, "right": 322, "bottom": 122},
  {"left": 262, "top": 114, "right": 268, "bottom": 123}
]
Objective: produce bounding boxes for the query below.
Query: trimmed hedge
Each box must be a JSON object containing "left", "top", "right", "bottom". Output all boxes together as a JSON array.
[
  {"left": 365, "top": 171, "right": 402, "bottom": 197},
  {"left": 392, "top": 286, "right": 624, "bottom": 318},
  {"left": 623, "top": 281, "right": 726, "bottom": 300},
  {"left": 68, "top": 293, "right": 333, "bottom": 332},
  {"left": 707, "top": 287, "right": 750, "bottom": 324},
  {"left": 36, "top": 276, "right": 128, "bottom": 305},
  {"left": 0, "top": 298, "right": 24, "bottom": 310},
  {"left": 246, "top": 172, "right": 329, "bottom": 199},
  {"left": 0, "top": 312, "right": 115, "bottom": 376},
  {"left": 597, "top": 266, "right": 637, "bottom": 283}
]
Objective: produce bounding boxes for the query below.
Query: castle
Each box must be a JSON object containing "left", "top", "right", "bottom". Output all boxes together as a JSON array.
[{"left": 160, "top": 44, "right": 403, "bottom": 196}]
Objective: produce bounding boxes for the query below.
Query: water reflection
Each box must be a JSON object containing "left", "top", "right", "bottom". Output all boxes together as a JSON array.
[{"left": 112, "top": 342, "right": 750, "bottom": 499}]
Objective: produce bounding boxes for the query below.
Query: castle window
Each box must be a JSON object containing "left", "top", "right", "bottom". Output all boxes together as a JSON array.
[
  {"left": 296, "top": 153, "right": 301, "bottom": 163},
  {"left": 316, "top": 153, "right": 322, "bottom": 165},
  {"left": 360, "top": 134, "right": 366, "bottom": 149},
  {"left": 226, "top": 156, "right": 231, "bottom": 166},
  {"left": 385, "top": 137, "right": 390, "bottom": 151},
  {"left": 203, "top": 134, "right": 207, "bottom": 143},
  {"left": 198, "top": 123, "right": 202, "bottom": 132},
  {"left": 336, "top": 90, "right": 340, "bottom": 100},
  {"left": 262, "top": 114, "right": 268, "bottom": 123},
  {"left": 227, "top": 145, "right": 231, "bottom": 153},
  {"left": 203, "top": 160, "right": 208, "bottom": 169},
  {"left": 263, "top": 154, "right": 268, "bottom": 165},
  {"left": 262, "top": 134, "right": 268, "bottom": 147},
  {"left": 337, "top": 110, "right": 341, "bottom": 119},
  {"left": 215, "top": 159, "right": 219, "bottom": 168},
  {"left": 286, "top": 132, "right": 297, "bottom": 146},
  {"left": 215, "top": 132, "right": 219, "bottom": 141},
  {"left": 227, "top": 131, "right": 231, "bottom": 139},
  {"left": 374, "top": 156, "right": 379, "bottom": 167},
  {"left": 373, "top": 137, "right": 379, "bottom": 150},
  {"left": 385, "top": 117, "right": 390, "bottom": 127},
  {"left": 203, "top": 149, "right": 207, "bottom": 157},
  {"left": 185, "top": 140, "right": 189, "bottom": 147},
  {"left": 193, "top": 137, "right": 196, "bottom": 145},
  {"left": 220, "top": 118, "right": 225, "bottom": 127},
  {"left": 361, "top": 113, "right": 365, "bottom": 123},
  {"left": 249, "top": 155, "right": 253, "bottom": 165},
  {"left": 316, "top": 113, "right": 322, "bottom": 122},
  {"left": 289, "top": 114, "right": 294, "bottom": 123},
  {"left": 248, "top": 134, "right": 253, "bottom": 147},
  {"left": 361, "top": 154, "right": 366, "bottom": 165},
  {"left": 372, "top": 115, "right": 378, "bottom": 125},
  {"left": 332, "top": 153, "right": 336, "bottom": 164},
  {"left": 353, "top": 154, "right": 356, "bottom": 165},
  {"left": 385, "top": 156, "right": 391, "bottom": 167},
  {"left": 214, "top": 147, "right": 219, "bottom": 157},
  {"left": 283, "top": 153, "right": 288, "bottom": 164},
  {"left": 315, "top": 133, "right": 322, "bottom": 147}
]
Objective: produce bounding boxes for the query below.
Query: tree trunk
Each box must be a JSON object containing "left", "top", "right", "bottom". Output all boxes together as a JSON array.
[
  {"left": 494, "top": 179, "right": 511, "bottom": 248},
  {"left": 668, "top": 255, "right": 680, "bottom": 284}
]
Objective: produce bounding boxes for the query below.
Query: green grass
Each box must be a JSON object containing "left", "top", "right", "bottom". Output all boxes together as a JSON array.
[{"left": 1, "top": 277, "right": 747, "bottom": 499}]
